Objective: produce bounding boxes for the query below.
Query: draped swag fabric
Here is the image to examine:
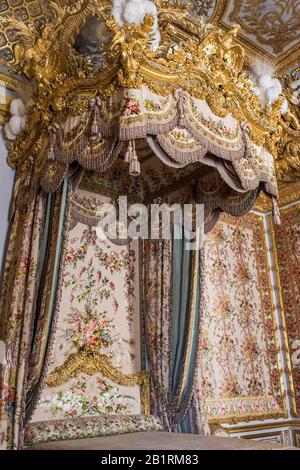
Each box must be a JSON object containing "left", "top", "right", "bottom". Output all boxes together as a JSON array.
[
  {"left": 143, "top": 227, "right": 202, "bottom": 432},
  {"left": 44, "top": 87, "right": 278, "bottom": 200},
  {"left": 0, "top": 178, "right": 70, "bottom": 450}
]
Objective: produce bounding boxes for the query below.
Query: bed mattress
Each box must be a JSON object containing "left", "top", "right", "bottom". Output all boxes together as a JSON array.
[{"left": 27, "top": 431, "right": 297, "bottom": 450}]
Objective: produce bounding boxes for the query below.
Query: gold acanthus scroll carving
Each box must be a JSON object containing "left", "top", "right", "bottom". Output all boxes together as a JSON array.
[
  {"left": 0, "top": 0, "right": 283, "bottom": 175},
  {"left": 276, "top": 67, "right": 300, "bottom": 182},
  {"left": 45, "top": 351, "right": 151, "bottom": 416}
]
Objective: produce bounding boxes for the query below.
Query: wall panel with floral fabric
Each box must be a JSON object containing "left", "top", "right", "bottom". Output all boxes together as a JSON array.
[
  {"left": 272, "top": 203, "right": 300, "bottom": 417},
  {"left": 197, "top": 213, "right": 286, "bottom": 430},
  {"left": 30, "top": 190, "right": 142, "bottom": 423}
]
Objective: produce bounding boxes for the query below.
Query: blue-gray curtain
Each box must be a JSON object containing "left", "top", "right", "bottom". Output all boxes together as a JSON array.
[
  {"left": 143, "top": 224, "right": 202, "bottom": 433},
  {"left": 170, "top": 224, "right": 202, "bottom": 433}
]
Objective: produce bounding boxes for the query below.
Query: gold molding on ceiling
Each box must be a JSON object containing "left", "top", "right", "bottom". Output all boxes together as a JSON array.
[
  {"left": 195, "top": 0, "right": 300, "bottom": 73},
  {"left": 0, "top": 1, "right": 299, "bottom": 74},
  {"left": 0, "top": 0, "right": 54, "bottom": 66}
]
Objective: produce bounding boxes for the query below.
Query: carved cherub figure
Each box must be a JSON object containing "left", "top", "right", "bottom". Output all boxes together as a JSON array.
[
  {"left": 282, "top": 70, "right": 300, "bottom": 130},
  {"left": 200, "top": 24, "right": 244, "bottom": 74}
]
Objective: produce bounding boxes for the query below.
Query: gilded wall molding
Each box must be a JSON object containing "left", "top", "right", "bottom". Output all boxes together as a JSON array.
[
  {"left": 254, "top": 181, "right": 300, "bottom": 213},
  {"left": 0, "top": 101, "right": 10, "bottom": 126},
  {"left": 0, "top": 70, "right": 22, "bottom": 91},
  {"left": 208, "top": 411, "right": 287, "bottom": 427},
  {"left": 226, "top": 420, "right": 300, "bottom": 435},
  {"left": 269, "top": 204, "right": 300, "bottom": 417}
]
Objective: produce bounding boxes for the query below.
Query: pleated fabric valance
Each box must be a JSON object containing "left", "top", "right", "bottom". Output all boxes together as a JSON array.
[
  {"left": 3, "top": 1, "right": 284, "bottom": 227},
  {"left": 41, "top": 86, "right": 277, "bottom": 200}
]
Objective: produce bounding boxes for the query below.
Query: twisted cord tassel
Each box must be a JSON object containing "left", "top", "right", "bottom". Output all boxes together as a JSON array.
[
  {"left": 272, "top": 197, "right": 281, "bottom": 226},
  {"left": 47, "top": 123, "right": 59, "bottom": 162},
  {"left": 25, "top": 156, "right": 34, "bottom": 187},
  {"left": 176, "top": 90, "right": 186, "bottom": 128},
  {"left": 125, "top": 139, "right": 140, "bottom": 176},
  {"left": 124, "top": 140, "right": 133, "bottom": 164},
  {"left": 91, "top": 96, "right": 102, "bottom": 138}
]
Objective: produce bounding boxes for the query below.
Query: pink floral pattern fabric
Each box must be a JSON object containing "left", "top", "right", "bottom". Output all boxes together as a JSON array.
[
  {"left": 0, "top": 189, "right": 46, "bottom": 449},
  {"left": 24, "top": 415, "right": 163, "bottom": 447},
  {"left": 273, "top": 205, "right": 300, "bottom": 416},
  {"left": 30, "top": 190, "right": 142, "bottom": 423},
  {"left": 142, "top": 240, "right": 173, "bottom": 427},
  {"left": 197, "top": 213, "right": 285, "bottom": 429}
]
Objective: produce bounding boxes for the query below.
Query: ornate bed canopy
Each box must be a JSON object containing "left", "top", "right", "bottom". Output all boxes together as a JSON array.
[
  {"left": 2, "top": 0, "right": 284, "bottom": 227},
  {"left": 0, "top": 1, "right": 294, "bottom": 450}
]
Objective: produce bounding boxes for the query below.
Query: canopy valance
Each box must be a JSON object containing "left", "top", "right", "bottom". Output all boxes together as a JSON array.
[
  {"left": 43, "top": 86, "right": 277, "bottom": 198},
  {"left": 2, "top": 0, "right": 283, "bottom": 222}
]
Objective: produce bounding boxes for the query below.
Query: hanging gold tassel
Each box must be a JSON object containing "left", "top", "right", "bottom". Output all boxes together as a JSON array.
[
  {"left": 91, "top": 117, "right": 99, "bottom": 137},
  {"left": 25, "top": 156, "right": 34, "bottom": 187},
  {"left": 272, "top": 197, "right": 281, "bottom": 226},
  {"left": 90, "top": 97, "right": 102, "bottom": 138},
  {"left": 47, "top": 144, "right": 55, "bottom": 162},
  {"left": 176, "top": 90, "right": 186, "bottom": 128},
  {"left": 47, "top": 124, "right": 58, "bottom": 161},
  {"left": 128, "top": 139, "right": 140, "bottom": 176}
]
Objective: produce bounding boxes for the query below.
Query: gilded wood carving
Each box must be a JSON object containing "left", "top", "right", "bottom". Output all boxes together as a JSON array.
[
  {"left": 45, "top": 351, "right": 151, "bottom": 415},
  {"left": 0, "top": 0, "right": 283, "bottom": 174}
]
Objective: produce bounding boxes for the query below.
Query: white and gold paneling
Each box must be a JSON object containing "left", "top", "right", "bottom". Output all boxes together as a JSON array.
[{"left": 294, "top": 429, "right": 300, "bottom": 447}]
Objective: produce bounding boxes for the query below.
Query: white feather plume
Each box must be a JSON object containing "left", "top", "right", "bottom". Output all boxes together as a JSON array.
[
  {"left": 4, "top": 122, "right": 16, "bottom": 141},
  {"left": 4, "top": 97, "right": 28, "bottom": 140},
  {"left": 249, "top": 59, "right": 287, "bottom": 114},
  {"left": 112, "top": 0, "right": 161, "bottom": 50},
  {"left": 111, "top": 0, "right": 126, "bottom": 25},
  {"left": 10, "top": 98, "right": 26, "bottom": 117},
  {"left": 9, "top": 115, "right": 23, "bottom": 135}
]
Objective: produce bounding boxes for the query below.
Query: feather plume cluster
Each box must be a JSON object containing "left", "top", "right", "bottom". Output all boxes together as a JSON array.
[
  {"left": 4, "top": 84, "right": 33, "bottom": 141},
  {"left": 249, "top": 60, "right": 288, "bottom": 114},
  {"left": 112, "top": 0, "right": 161, "bottom": 49},
  {"left": 4, "top": 98, "right": 27, "bottom": 141}
]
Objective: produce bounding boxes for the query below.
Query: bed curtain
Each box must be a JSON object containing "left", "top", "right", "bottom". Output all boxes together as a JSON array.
[
  {"left": 0, "top": 178, "right": 70, "bottom": 449},
  {"left": 143, "top": 225, "right": 202, "bottom": 433}
]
